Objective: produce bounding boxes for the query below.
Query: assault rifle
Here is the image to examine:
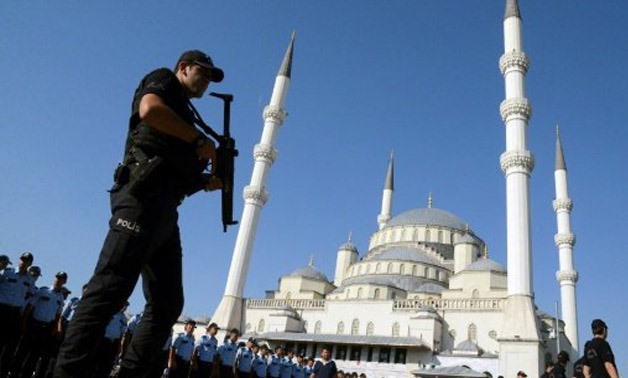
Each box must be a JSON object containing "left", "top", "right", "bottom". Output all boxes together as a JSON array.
[{"left": 188, "top": 92, "right": 239, "bottom": 232}]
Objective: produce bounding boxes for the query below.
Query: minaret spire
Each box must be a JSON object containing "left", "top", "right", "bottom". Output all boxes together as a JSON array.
[
  {"left": 498, "top": 0, "right": 542, "bottom": 375},
  {"left": 553, "top": 128, "right": 579, "bottom": 359},
  {"left": 504, "top": 0, "right": 521, "bottom": 20},
  {"left": 212, "top": 33, "right": 295, "bottom": 331},
  {"left": 377, "top": 152, "right": 394, "bottom": 229},
  {"left": 555, "top": 124, "right": 567, "bottom": 171}
]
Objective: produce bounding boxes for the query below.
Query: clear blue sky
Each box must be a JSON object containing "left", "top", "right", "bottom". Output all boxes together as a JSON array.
[{"left": 1, "top": 1, "right": 627, "bottom": 371}]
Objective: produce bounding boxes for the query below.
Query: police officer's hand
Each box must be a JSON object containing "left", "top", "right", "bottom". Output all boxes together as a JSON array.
[
  {"left": 204, "top": 175, "right": 223, "bottom": 192},
  {"left": 195, "top": 137, "right": 217, "bottom": 161}
]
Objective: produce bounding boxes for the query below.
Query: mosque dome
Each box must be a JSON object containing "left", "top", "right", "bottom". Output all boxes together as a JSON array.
[
  {"left": 341, "top": 275, "right": 436, "bottom": 292},
  {"left": 287, "top": 264, "right": 329, "bottom": 282},
  {"left": 367, "top": 247, "right": 443, "bottom": 266},
  {"left": 415, "top": 283, "right": 445, "bottom": 294},
  {"left": 464, "top": 259, "right": 506, "bottom": 274},
  {"left": 384, "top": 207, "right": 469, "bottom": 231},
  {"left": 339, "top": 240, "right": 358, "bottom": 252}
]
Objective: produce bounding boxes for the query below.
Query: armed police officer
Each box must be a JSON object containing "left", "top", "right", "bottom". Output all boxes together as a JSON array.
[{"left": 54, "top": 50, "right": 225, "bottom": 378}]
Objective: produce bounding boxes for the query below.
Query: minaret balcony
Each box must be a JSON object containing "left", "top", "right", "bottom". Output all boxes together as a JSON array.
[{"left": 499, "top": 51, "right": 530, "bottom": 75}]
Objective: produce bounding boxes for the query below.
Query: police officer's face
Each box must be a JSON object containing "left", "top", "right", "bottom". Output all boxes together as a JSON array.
[
  {"left": 182, "top": 63, "right": 212, "bottom": 98},
  {"left": 185, "top": 324, "right": 195, "bottom": 334}
]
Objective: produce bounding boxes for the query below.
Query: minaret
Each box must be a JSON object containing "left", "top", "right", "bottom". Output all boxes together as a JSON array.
[
  {"left": 377, "top": 152, "right": 394, "bottom": 229},
  {"left": 553, "top": 126, "right": 579, "bottom": 359},
  {"left": 211, "top": 32, "right": 295, "bottom": 330},
  {"left": 498, "top": 0, "right": 542, "bottom": 376}
]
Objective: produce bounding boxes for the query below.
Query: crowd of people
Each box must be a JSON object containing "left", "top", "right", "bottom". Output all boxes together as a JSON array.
[
  {"left": 0, "top": 251, "right": 618, "bottom": 378},
  {"left": 0, "top": 251, "right": 354, "bottom": 378}
]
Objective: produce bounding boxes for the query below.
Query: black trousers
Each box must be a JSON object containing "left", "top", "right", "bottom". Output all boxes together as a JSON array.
[
  {"left": 170, "top": 356, "right": 191, "bottom": 378},
  {"left": 92, "top": 337, "right": 121, "bottom": 378},
  {"left": 54, "top": 183, "right": 184, "bottom": 378},
  {"left": 194, "top": 361, "right": 213, "bottom": 378},
  {"left": 220, "top": 364, "right": 235, "bottom": 378},
  {"left": 11, "top": 319, "right": 55, "bottom": 378},
  {"left": 0, "top": 304, "right": 22, "bottom": 376}
]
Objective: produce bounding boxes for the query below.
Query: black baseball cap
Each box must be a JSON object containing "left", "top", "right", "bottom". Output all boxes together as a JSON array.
[
  {"left": 0, "top": 255, "right": 11, "bottom": 265},
  {"left": 55, "top": 271, "right": 68, "bottom": 281},
  {"left": 207, "top": 322, "right": 219, "bottom": 330},
  {"left": 28, "top": 266, "right": 41, "bottom": 277},
  {"left": 176, "top": 50, "right": 224, "bottom": 83},
  {"left": 591, "top": 319, "right": 607, "bottom": 330},
  {"left": 20, "top": 252, "right": 34, "bottom": 263},
  {"left": 185, "top": 319, "right": 197, "bottom": 327}
]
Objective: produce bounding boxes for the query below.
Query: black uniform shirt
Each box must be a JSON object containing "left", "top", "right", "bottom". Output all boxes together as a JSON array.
[
  {"left": 126, "top": 68, "right": 204, "bottom": 189},
  {"left": 583, "top": 338, "right": 616, "bottom": 378}
]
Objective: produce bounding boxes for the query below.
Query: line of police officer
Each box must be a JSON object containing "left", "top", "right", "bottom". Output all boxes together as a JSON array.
[
  {"left": 164, "top": 321, "right": 316, "bottom": 378},
  {"left": 0, "top": 252, "right": 70, "bottom": 378}
]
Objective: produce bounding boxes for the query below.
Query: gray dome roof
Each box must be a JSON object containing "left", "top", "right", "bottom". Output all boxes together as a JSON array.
[
  {"left": 415, "top": 283, "right": 445, "bottom": 294},
  {"left": 455, "top": 234, "right": 479, "bottom": 245},
  {"left": 385, "top": 208, "right": 469, "bottom": 230},
  {"left": 367, "top": 247, "right": 443, "bottom": 266},
  {"left": 287, "top": 265, "right": 329, "bottom": 282},
  {"left": 454, "top": 339, "right": 482, "bottom": 353},
  {"left": 339, "top": 241, "right": 358, "bottom": 252},
  {"left": 341, "top": 275, "right": 435, "bottom": 292},
  {"left": 464, "top": 259, "right": 506, "bottom": 273}
]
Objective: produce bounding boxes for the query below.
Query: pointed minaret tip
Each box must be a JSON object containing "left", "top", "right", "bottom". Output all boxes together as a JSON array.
[
  {"left": 555, "top": 124, "right": 567, "bottom": 171},
  {"left": 309, "top": 254, "right": 314, "bottom": 267},
  {"left": 278, "top": 30, "right": 296, "bottom": 78},
  {"left": 504, "top": 0, "right": 521, "bottom": 20},
  {"left": 428, "top": 193, "right": 433, "bottom": 209},
  {"left": 385, "top": 151, "right": 395, "bottom": 190}
]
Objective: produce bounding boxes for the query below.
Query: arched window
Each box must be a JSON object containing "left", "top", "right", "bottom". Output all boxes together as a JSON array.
[
  {"left": 468, "top": 323, "right": 477, "bottom": 341},
  {"left": 351, "top": 319, "right": 360, "bottom": 335},
  {"left": 425, "top": 229, "right": 431, "bottom": 242},
  {"left": 314, "top": 321, "right": 322, "bottom": 334},
  {"left": 400, "top": 264, "right": 406, "bottom": 275},
  {"left": 392, "top": 322, "right": 400, "bottom": 337},
  {"left": 374, "top": 288, "right": 381, "bottom": 299},
  {"left": 285, "top": 292, "right": 292, "bottom": 300},
  {"left": 357, "top": 288, "right": 363, "bottom": 299},
  {"left": 367, "top": 322, "right": 374, "bottom": 335},
  {"left": 412, "top": 265, "right": 417, "bottom": 276},
  {"left": 258, "top": 319, "right": 265, "bottom": 333},
  {"left": 337, "top": 322, "right": 345, "bottom": 334},
  {"left": 472, "top": 289, "right": 480, "bottom": 298},
  {"left": 376, "top": 263, "right": 382, "bottom": 273},
  {"left": 438, "top": 230, "right": 443, "bottom": 243},
  {"left": 387, "top": 263, "right": 393, "bottom": 274}
]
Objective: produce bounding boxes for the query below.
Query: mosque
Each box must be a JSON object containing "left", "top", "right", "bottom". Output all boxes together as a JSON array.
[{"left": 206, "top": 1, "right": 581, "bottom": 377}]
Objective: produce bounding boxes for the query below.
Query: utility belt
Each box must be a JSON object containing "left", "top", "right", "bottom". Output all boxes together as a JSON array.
[{"left": 113, "top": 149, "right": 204, "bottom": 199}]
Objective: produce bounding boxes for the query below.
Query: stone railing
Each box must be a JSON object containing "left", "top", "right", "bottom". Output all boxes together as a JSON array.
[
  {"left": 393, "top": 298, "right": 504, "bottom": 311},
  {"left": 246, "top": 299, "right": 326, "bottom": 310}
]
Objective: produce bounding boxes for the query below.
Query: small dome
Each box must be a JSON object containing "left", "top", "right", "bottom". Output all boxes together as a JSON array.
[
  {"left": 454, "top": 339, "right": 483, "bottom": 354},
  {"left": 288, "top": 265, "right": 329, "bottom": 282},
  {"left": 455, "top": 234, "right": 479, "bottom": 245},
  {"left": 464, "top": 259, "right": 506, "bottom": 273},
  {"left": 385, "top": 207, "right": 469, "bottom": 231},
  {"left": 339, "top": 241, "right": 358, "bottom": 252},
  {"left": 367, "top": 247, "right": 443, "bottom": 266}
]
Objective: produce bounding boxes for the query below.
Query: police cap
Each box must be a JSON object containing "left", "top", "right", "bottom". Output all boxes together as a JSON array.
[
  {"left": 20, "top": 252, "right": 34, "bottom": 263},
  {"left": 207, "top": 322, "right": 219, "bottom": 330},
  {"left": 591, "top": 319, "right": 607, "bottom": 330},
  {"left": 557, "top": 350, "right": 570, "bottom": 362},
  {"left": 229, "top": 327, "right": 240, "bottom": 336},
  {"left": 176, "top": 50, "right": 224, "bottom": 83},
  {"left": 28, "top": 266, "right": 42, "bottom": 277},
  {"left": 0, "top": 255, "right": 11, "bottom": 265},
  {"left": 55, "top": 271, "right": 68, "bottom": 282},
  {"left": 184, "top": 319, "right": 197, "bottom": 327}
]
